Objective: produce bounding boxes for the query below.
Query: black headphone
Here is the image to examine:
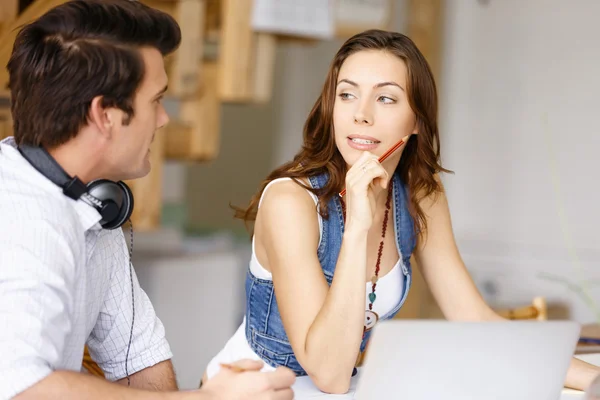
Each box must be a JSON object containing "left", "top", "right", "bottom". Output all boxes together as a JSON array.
[{"left": 18, "top": 144, "right": 134, "bottom": 230}]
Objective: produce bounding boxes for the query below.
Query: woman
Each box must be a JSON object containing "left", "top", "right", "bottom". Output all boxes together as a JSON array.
[{"left": 204, "top": 29, "right": 599, "bottom": 393}]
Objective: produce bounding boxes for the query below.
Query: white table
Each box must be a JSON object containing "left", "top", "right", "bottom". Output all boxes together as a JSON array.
[
  {"left": 292, "top": 376, "right": 584, "bottom": 399},
  {"left": 291, "top": 354, "right": 600, "bottom": 399}
]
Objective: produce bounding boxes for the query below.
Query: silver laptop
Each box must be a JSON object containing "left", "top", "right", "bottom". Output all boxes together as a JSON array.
[{"left": 354, "top": 320, "right": 580, "bottom": 400}]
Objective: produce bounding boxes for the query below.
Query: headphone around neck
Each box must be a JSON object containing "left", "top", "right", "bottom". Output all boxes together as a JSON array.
[{"left": 18, "top": 144, "right": 134, "bottom": 230}]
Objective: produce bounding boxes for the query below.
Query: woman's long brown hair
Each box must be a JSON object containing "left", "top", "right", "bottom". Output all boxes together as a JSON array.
[{"left": 233, "top": 29, "right": 451, "bottom": 239}]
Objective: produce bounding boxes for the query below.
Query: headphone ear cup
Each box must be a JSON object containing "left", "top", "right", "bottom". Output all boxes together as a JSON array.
[
  {"left": 86, "top": 180, "right": 134, "bottom": 230},
  {"left": 113, "top": 181, "right": 134, "bottom": 228}
]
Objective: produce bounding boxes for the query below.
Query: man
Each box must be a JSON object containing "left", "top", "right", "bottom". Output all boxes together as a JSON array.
[{"left": 0, "top": 1, "right": 294, "bottom": 399}]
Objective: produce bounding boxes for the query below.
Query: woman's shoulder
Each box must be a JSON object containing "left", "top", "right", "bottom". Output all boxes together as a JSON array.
[
  {"left": 258, "top": 177, "right": 317, "bottom": 212},
  {"left": 414, "top": 173, "right": 446, "bottom": 206},
  {"left": 255, "top": 176, "right": 321, "bottom": 249}
]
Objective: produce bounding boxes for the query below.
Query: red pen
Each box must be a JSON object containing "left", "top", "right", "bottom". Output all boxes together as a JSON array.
[{"left": 339, "top": 134, "right": 410, "bottom": 197}]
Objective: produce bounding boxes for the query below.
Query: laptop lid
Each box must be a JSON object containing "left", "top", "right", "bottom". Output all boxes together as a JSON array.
[{"left": 354, "top": 320, "right": 580, "bottom": 400}]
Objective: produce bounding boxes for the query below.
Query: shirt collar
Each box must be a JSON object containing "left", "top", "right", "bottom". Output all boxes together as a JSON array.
[
  {"left": 2, "top": 137, "right": 104, "bottom": 232},
  {"left": 73, "top": 199, "right": 104, "bottom": 231}
]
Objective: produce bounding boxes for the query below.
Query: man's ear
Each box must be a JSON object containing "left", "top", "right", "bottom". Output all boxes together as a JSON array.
[{"left": 88, "top": 96, "right": 117, "bottom": 138}]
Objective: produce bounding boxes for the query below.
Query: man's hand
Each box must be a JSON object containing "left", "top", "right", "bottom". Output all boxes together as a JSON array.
[{"left": 201, "top": 360, "right": 295, "bottom": 400}]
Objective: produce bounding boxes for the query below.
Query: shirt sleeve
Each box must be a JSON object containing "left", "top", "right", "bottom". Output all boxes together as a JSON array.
[
  {"left": 86, "top": 230, "right": 172, "bottom": 381},
  {"left": 0, "top": 220, "right": 78, "bottom": 399}
]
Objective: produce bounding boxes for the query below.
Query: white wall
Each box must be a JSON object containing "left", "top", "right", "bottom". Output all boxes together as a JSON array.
[
  {"left": 144, "top": 0, "right": 600, "bottom": 388},
  {"left": 133, "top": 232, "right": 248, "bottom": 390},
  {"left": 269, "top": 0, "right": 600, "bottom": 322},
  {"left": 439, "top": 0, "right": 600, "bottom": 322}
]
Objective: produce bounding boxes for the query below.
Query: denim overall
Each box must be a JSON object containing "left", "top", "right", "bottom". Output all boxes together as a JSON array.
[{"left": 244, "top": 171, "right": 416, "bottom": 376}]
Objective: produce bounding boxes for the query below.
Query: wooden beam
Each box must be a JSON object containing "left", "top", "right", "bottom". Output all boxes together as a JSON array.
[
  {"left": 163, "top": 120, "right": 194, "bottom": 160},
  {"left": 143, "top": 0, "right": 205, "bottom": 98},
  {"left": 0, "top": 119, "right": 12, "bottom": 140},
  {"left": 0, "top": 90, "right": 12, "bottom": 140},
  {"left": 334, "top": 0, "right": 393, "bottom": 39},
  {"left": 406, "top": 0, "right": 444, "bottom": 81},
  {"left": 218, "top": 0, "right": 254, "bottom": 102},
  {"left": 218, "top": 0, "right": 278, "bottom": 103},
  {"left": 125, "top": 128, "right": 166, "bottom": 231},
  {"left": 0, "top": 0, "right": 68, "bottom": 90},
  {"left": 0, "top": 0, "right": 206, "bottom": 94},
  {"left": 1, "top": 0, "right": 212, "bottom": 94},
  {"left": 394, "top": 0, "right": 445, "bottom": 320},
  {"left": 0, "top": 0, "right": 19, "bottom": 34},
  {"left": 251, "top": 32, "right": 277, "bottom": 104},
  {"left": 168, "top": 0, "right": 205, "bottom": 98},
  {"left": 140, "top": 0, "right": 175, "bottom": 15},
  {"left": 165, "top": 60, "right": 220, "bottom": 161},
  {"left": 185, "top": 60, "right": 220, "bottom": 159}
]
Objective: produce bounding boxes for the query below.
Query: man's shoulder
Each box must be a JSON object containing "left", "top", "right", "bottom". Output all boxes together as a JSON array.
[
  {"left": 0, "top": 140, "right": 79, "bottom": 229},
  {"left": 95, "top": 227, "right": 128, "bottom": 250}
]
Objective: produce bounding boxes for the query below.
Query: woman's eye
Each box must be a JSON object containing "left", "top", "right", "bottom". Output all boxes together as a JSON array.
[{"left": 378, "top": 96, "right": 395, "bottom": 104}]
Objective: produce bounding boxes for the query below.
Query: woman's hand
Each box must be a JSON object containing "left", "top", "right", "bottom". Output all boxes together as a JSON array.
[{"left": 343, "top": 151, "right": 389, "bottom": 233}]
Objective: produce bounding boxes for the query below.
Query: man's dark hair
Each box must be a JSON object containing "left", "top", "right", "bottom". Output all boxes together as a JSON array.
[{"left": 7, "top": 0, "right": 181, "bottom": 147}]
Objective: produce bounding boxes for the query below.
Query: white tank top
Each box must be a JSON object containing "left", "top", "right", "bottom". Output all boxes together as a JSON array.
[{"left": 205, "top": 178, "right": 404, "bottom": 379}]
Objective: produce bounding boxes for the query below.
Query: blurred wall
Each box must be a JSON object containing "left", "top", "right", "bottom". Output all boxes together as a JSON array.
[
  {"left": 145, "top": 0, "right": 600, "bottom": 389},
  {"left": 183, "top": 0, "right": 408, "bottom": 235},
  {"left": 439, "top": 0, "right": 600, "bottom": 322}
]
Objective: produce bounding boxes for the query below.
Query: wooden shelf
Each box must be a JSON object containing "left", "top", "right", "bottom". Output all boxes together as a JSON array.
[{"left": 0, "top": 0, "right": 303, "bottom": 231}]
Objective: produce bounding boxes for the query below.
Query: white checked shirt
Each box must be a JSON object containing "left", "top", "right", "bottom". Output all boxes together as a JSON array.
[{"left": 0, "top": 137, "right": 172, "bottom": 399}]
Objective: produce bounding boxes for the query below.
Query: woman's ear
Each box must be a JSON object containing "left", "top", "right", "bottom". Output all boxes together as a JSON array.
[{"left": 411, "top": 118, "right": 419, "bottom": 135}]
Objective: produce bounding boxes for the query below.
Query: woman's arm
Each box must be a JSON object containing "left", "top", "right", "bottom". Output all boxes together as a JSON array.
[
  {"left": 412, "top": 181, "right": 496, "bottom": 321},
  {"left": 257, "top": 181, "right": 366, "bottom": 394},
  {"left": 257, "top": 154, "right": 388, "bottom": 394}
]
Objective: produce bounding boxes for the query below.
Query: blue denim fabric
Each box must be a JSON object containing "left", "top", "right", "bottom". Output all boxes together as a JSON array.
[{"left": 244, "top": 171, "right": 416, "bottom": 376}]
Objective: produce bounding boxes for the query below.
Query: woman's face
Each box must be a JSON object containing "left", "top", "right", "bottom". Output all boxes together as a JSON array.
[{"left": 333, "top": 49, "right": 417, "bottom": 168}]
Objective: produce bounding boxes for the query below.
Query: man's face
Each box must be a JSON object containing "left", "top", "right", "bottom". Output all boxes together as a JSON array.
[{"left": 104, "top": 47, "right": 169, "bottom": 181}]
